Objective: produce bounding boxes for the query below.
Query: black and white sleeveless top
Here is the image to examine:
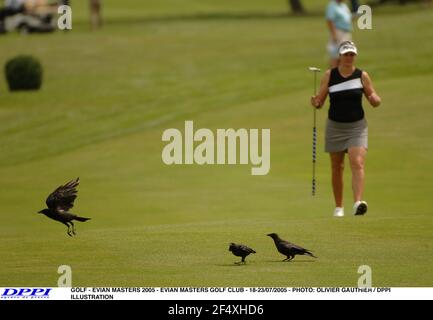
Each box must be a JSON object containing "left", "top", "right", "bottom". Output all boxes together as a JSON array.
[{"left": 328, "top": 67, "right": 364, "bottom": 122}]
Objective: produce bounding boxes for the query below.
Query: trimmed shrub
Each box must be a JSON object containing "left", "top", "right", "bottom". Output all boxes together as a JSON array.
[{"left": 5, "top": 55, "right": 43, "bottom": 91}]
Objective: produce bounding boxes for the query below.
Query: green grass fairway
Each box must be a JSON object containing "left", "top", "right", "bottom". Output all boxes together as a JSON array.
[{"left": 0, "top": 1, "right": 432, "bottom": 287}]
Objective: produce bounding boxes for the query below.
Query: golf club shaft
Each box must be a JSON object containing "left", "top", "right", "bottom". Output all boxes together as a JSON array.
[
  {"left": 312, "top": 71, "right": 318, "bottom": 196},
  {"left": 312, "top": 114, "right": 316, "bottom": 196}
]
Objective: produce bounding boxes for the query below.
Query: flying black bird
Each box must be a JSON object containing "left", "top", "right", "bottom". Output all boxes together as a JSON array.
[
  {"left": 229, "top": 243, "right": 256, "bottom": 264},
  {"left": 38, "top": 178, "right": 91, "bottom": 236},
  {"left": 267, "top": 233, "right": 317, "bottom": 262}
]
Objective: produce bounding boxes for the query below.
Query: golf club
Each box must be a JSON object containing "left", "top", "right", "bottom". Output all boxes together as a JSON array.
[{"left": 309, "top": 67, "right": 321, "bottom": 196}]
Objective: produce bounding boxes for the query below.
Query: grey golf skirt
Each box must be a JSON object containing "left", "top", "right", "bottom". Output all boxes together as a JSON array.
[{"left": 325, "top": 118, "right": 368, "bottom": 153}]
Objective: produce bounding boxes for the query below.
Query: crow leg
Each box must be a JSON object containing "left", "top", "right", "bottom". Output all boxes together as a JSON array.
[
  {"left": 62, "top": 222, "right": 72, "bottom": 237},
  {"left": 241, "top": 257, "right": 246, "bottom": 264},
  {"left": 69, "top": 221, "right": 76, "bottom": 235},
  {"left": 287, "top": 256, "right": 294, "bottom": 262}
]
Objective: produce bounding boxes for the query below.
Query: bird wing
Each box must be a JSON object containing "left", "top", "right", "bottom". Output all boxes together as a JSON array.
[
  {"left": 278, "top": 240, "right": 293, "bottom": 250},
  {"left": 277, "top": 240, "right": 302, "bottom": 251},
  {"left": 45, "top": 178, "right": 80, "bottom": 212},
  {"left": 285, "top": 241, "right": 309, "bottom": 253},
  {"left": 238, "top": 244, "right": 256, "bottom": 253}
]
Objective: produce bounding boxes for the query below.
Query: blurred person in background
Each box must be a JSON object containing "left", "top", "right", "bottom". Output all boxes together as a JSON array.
[
  {"left": 0, "top": 0, "right": 59, "bottom": 33},
  {"left": 350, "top": 0, "right": 360, "bottom": 13},
  {"left": 326, "top": 0, "right": 353, "bottom": 67},
  {"left": 90, "top": 0, "right": 102, "bottom": 29},
  {"left": 0, "top": 0, "right": 25, "bottom": 32}
]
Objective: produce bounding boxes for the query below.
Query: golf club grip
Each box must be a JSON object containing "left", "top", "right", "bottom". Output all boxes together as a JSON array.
[
  {"left": 314, "top": 74, "right": 317, "bottom": 96},
  {"left": 312, "top": 178, "right": 316, "bottom": 196}
]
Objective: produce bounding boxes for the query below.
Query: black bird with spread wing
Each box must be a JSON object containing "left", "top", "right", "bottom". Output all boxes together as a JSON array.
[
  {"left": 267, "top": 233, "right": 317, "bottom": 262},
  {"left": 229, "top": 243, "right": 256, "bottom": 264},
  {"left": 38, "top": 178, "right": 90, "bottom": 236}
]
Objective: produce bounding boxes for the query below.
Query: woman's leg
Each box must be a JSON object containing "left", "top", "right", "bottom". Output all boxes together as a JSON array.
[
  {"left": 330, "top": 152, "right": 345, "bottom": 207},
  {"left": 348, "top": 147, "right": 367, "bottom": 202}
]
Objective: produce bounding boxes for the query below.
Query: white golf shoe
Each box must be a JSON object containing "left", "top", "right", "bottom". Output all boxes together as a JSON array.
[
  {"left": 334, "top": 207, "right": 344, "bottom": 217},
  {"left": 353, "top": 201, "right": 368, "bottom": 215}
]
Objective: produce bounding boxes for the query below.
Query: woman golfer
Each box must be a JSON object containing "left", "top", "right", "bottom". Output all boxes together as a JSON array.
[{"left": 311, "top": 41, "right": 381, "bottom": 217}]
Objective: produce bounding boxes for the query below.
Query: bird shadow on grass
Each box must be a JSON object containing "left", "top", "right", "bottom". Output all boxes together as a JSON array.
[
  {"left": 217, "top": 260, "right": 316, "bottom": 267},
  {"left": 265, "top": 260, "right": 317, "bottom": 263},
  {"left": 217, "top": 263, "right": 254, "bottom": 267}
]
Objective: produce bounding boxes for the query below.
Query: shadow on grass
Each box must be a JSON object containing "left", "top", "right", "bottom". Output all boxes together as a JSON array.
[
  {"left": 76, "top": 5, "right": 432, "bottom": 28},
  {"left": 99, "top": 10, "right": 325, "bottom": 27},
  {"left": 217, "top": 259, "right": 316, "bottom": 267},
  {"left": 217, "top": 263, "right": 254, "bottom": 267},
  {"left": 265, "top": 260, "right": 317, "bottom": 263}
]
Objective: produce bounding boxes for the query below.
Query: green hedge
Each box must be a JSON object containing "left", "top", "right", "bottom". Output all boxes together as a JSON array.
[{"left": 5, "top": 55, "right": 43, "bottom": 91}]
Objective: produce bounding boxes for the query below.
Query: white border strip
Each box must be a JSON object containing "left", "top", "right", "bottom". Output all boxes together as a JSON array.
[{"left": 1, "top": 287, "right": 432, "bottom": 300}]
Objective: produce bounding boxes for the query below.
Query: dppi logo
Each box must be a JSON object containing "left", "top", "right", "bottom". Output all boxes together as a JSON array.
[{"left": 1, "top": 288, "right": 51, "bottom": 299}]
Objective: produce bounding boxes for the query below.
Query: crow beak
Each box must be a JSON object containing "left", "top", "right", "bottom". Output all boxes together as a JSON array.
[{"left": 37, "top": 210, "right": 42, "bottom": 214}]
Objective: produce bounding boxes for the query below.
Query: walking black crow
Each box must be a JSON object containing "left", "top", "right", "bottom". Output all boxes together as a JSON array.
[
  {"left": 38, "top": 178, "right": 90, "bottom": 236},
  {"left": 229, "top": 243, "right": 256, "bottom": 264},
  {"left": 267, "top": 233, "right": 317, "bottom": 261}
]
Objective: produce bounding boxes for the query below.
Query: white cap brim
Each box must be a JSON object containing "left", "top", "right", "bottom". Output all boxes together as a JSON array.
[{"left": 340, "top": 48, "right": 357, "bottom": 55}]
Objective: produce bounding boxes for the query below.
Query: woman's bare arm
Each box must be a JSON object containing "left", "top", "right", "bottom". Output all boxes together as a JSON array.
[
  {"left": 311, "top": 69, "right": 331, "bottom": 109},
  {"left": 362, "top": 71, "right": 381, "bottom": 107}
]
